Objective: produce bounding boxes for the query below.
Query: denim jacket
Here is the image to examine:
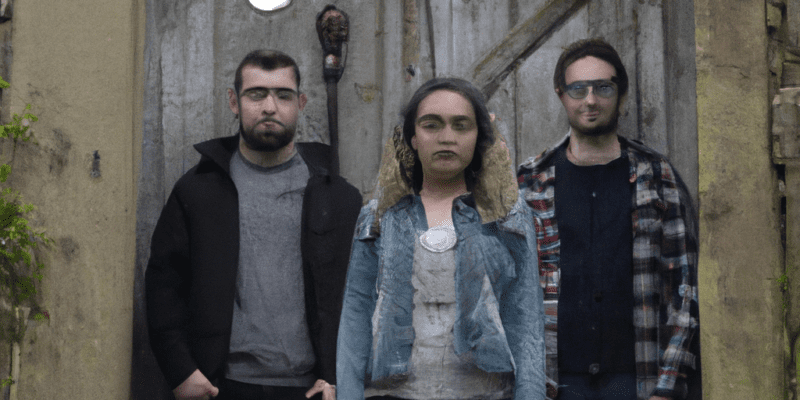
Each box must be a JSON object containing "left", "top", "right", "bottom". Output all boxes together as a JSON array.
[{"left": 336, "top": 193, "right": 546, "bottom": 400}]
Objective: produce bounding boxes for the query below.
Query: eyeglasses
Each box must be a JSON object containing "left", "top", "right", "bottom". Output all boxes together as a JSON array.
[{"left": 563, "top": 79, "right": 618, "bottom": 99}]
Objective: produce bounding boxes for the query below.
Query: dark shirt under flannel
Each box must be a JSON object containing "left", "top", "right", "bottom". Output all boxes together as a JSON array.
[
  {"left": 554, "top": 147, "right": 636, "bottom": 375},
  {"left": 518, "top": 133, "right": 700, "bottom": 400}
]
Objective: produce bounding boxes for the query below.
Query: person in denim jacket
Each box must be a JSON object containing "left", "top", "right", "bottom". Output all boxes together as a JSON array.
[{"left": 336, "top": 78, "right": 546, "bottom": 400}]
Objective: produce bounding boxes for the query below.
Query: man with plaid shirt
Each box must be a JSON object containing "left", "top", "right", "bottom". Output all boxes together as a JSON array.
[{"left": 517, "top": 38, "right": 700, "bottom": 400}]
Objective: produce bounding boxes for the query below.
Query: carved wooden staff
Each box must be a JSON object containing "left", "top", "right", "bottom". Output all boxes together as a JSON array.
[{"left": 316, "top": 5, "right": 349, "bottom": 177}]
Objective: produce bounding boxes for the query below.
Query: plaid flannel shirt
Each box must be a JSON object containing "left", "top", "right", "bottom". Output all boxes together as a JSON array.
[{"left": 517, "top": 133, "right": 699, "bottom": 400}]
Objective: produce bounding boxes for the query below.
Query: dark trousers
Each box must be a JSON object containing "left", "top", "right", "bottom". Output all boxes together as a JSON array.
[
  {"left": 216, "top": 378, "right": 320, "bottom": 400},
  {"left": 557, "top": 372, "right": 637, "bottom": 400}
]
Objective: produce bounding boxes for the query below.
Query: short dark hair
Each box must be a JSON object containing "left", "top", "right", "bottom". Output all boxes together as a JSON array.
[
  {"left": 234, "top": 49, "right": 301, "bottom": 96},
  {"left": 553, "top": 38, "right": 628, "bottom": 98},
  {"left": 400, "top": 77, "right": 495, "bottom": 193}
]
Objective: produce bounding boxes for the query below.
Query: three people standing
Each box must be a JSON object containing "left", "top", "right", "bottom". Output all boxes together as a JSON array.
[{"left": 146, "top": 38, "right": 699, "bottom": 400}]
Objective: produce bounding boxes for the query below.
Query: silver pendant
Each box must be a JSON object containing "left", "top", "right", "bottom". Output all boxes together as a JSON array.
[{"left": 419, "top": 225, "right": 457, "bottom": 253}]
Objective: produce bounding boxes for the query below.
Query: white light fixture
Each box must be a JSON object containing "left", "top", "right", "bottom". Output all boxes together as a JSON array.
[{"left": 248, "top": 0, "right": 291, "bottom": 12}]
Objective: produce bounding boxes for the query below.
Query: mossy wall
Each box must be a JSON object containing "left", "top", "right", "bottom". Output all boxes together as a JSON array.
[
  {"left": 695, "top": 1, "right": 786, "bottom": 399},
  {"left": 3, "top": 0, "right": 144, "bottom": 398}
]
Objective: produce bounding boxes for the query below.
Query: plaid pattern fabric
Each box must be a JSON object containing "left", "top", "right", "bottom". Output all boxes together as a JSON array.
[{"left": 517, "top": 134, "right": 699, "bottom": 400}]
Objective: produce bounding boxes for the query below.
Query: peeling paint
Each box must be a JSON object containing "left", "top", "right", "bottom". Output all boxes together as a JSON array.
[
  {"left": 60, "top": 236, "right": 78, "bottom": 263},
  {"left": 354, "top": 82, "right": 380, "bottom": 103},
  {"left": 48, "top": 129, "right": 71, "bottom": 176}
]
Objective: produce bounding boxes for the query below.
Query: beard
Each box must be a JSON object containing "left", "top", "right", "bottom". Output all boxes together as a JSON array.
[
  {"left": 573, "top": 99, "right": 621, "bottom": 137},
  {"left": 578, "top": 112, "right": 619, "bottom": 137},
  {"left": 239, "top": 117, "right": 296, "bottom": 152}
]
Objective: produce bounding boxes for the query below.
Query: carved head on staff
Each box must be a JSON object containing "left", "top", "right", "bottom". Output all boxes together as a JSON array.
[{"left": 316, "top": 4, "right": 349, "bottom": 81}]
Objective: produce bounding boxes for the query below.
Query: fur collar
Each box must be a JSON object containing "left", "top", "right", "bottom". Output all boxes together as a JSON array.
[{"left": 369, "top": 125, "right": 518, "bottom": 231}]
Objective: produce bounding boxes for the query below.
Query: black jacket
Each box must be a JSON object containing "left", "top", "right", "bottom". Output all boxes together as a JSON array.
[{"left": 145, "top": 135, "right": 362, "bottom": 389}]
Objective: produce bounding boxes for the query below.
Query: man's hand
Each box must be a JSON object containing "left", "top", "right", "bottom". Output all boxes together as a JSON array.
[
  {"left": 173, "top": 369, "right": 219, "bottom": 400},
  {"left": 305, "top": 379, "right": 335, "bottom": 400}
]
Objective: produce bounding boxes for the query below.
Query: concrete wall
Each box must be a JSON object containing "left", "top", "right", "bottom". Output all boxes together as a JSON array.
[
  {"left": 2, "top": 0, "right": 144, "bottom": 399},
  {"left": 695, "top": 1, "right": 786, "bottom": 399}
]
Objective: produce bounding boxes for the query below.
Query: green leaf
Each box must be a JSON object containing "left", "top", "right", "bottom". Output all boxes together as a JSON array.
[
  {"left": 0, "top": 77, "right": 51, "bottom": 344},
  {"left": 14, "top": 276, "right": 36, "bottom": 303},
  {"left": 0, "top": 164, "right": 11, "bottom": 183}
]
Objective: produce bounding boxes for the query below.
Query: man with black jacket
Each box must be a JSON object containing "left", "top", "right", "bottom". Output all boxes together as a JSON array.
[{"left": 146, "top": 50, "right": 361, "bottom": 400}]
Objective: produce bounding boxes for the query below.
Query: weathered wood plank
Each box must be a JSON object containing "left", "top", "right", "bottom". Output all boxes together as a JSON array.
[
  {"left": 132, "top": 0, "right": 170, "bottom": 396},
  {"left": 513, "top": 0, "right": 553, "bottom": 28},
  {"left": 469, "top": 0, "right": 589, "bottom": 99},
  {"left": 378, "top": 0, "right": 407, "bottom": 157},
  {"left": 514, "top": 6, "right": 588, "bottom": 162},
  {"left": 634, "top": 1, "right": 668, "bottom": 154},
  {"left": 160, "top": 15, "right": 188, "bottom": 192},
  {"left": 451, "top": 0, "right": 512, "bottom": 77},
  {"left": 588, "top": 0, "right": 638, "bottom": 143},
  {"left": 664, "top": 0, "right": 698, "bottom": 201},
  {"left": 376, "top": 0, "right": 441, "bottom": 177},
  {"left": 416, "top": 0, "right": 436, "bottom": 83},
  {"left": 326, "top": 1, "right": 383, "bottom": 192},
  {"left": 428, "top": 0, "right": 454, "bottom": 77},
  {"left": 486, "top": 73, "right": 518, "bottom": 164},
  {"left": 402, "top": 0, "right": 420, "bottom": 76},
  {"left": 161, "top": 1, "right": 215, "bottom": 192},
  {"left": 426, "top": 0, "right": 513, "bottom": 78}
]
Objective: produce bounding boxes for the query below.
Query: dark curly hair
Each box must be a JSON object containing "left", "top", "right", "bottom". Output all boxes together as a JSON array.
[{"left": 400, "top": 78, "right": 495, "bottom": 193}]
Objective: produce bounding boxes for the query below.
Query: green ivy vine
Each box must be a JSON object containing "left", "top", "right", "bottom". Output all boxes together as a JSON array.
[{"left": 0, "top": 75, "right": 51, "bottom": 388}]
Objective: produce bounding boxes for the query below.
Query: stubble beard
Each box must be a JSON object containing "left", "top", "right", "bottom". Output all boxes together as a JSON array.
[
  {"left": 577, "top": 112, "right": 619, "bottom": 137},
  {"left": 574, "top": 101, "right": 621, "bottom": 137}
]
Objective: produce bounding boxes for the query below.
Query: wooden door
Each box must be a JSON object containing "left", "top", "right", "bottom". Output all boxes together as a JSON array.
[{"left": 132, "top": 1, "right": 698, "bottom": 398}]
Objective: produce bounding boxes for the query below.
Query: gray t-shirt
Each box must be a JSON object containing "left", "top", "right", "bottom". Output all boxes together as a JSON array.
[{"left": 226, "top": 149, "right": 316, "bottom": 387}]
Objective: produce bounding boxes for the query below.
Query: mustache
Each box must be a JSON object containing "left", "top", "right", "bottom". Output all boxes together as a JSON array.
[{"left": 258, "top": 117, "right": 284, "bottom": 127}]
